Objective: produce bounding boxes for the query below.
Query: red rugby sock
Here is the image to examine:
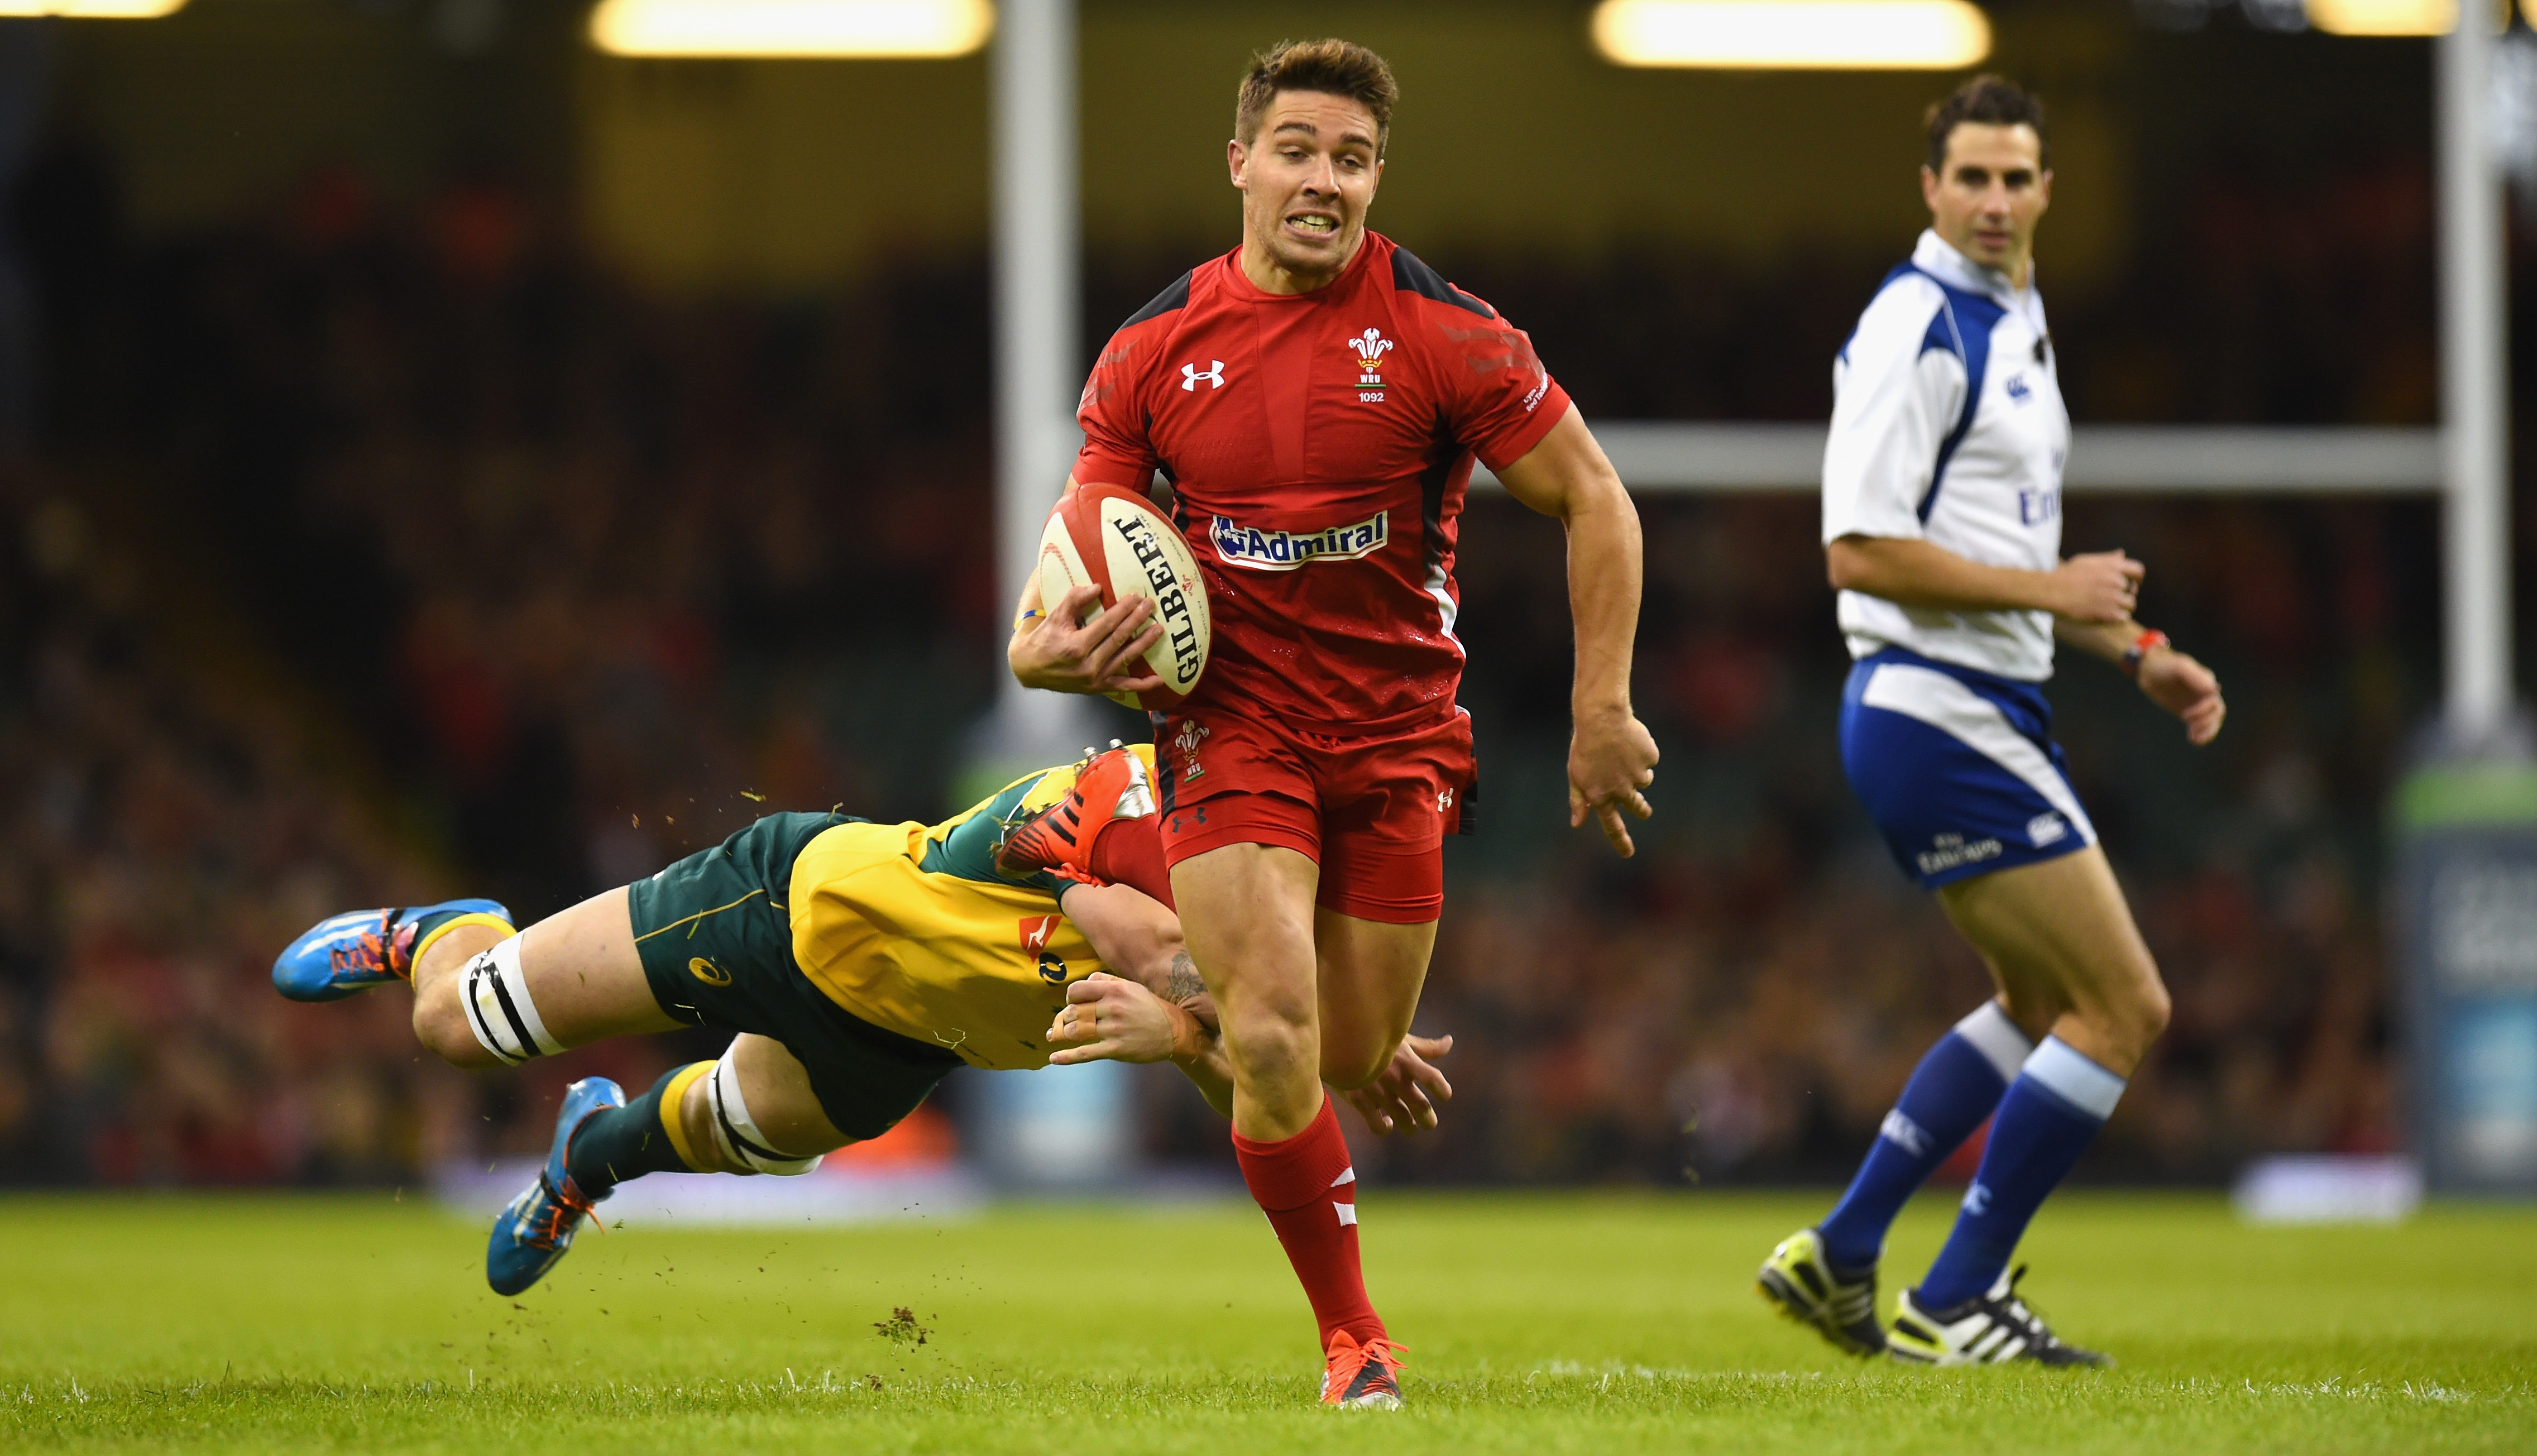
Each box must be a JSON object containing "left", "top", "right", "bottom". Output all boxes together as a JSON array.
[
  {"left": 1232, "top": 1094, "right": 1384, "bottom": 1351},
  {"left": 1089, "top": 817, "right": 1175, "bottom": 909}
]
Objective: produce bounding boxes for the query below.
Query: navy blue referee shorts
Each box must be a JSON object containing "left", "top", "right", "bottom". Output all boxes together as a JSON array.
[{"left": 1839, "top": 646, "right": 2098, "bottom": 891}]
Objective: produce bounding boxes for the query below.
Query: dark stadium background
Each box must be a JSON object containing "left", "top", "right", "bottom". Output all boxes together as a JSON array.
[{"left": 0, "top": 0, "right": 2524, "bottom": 1191}]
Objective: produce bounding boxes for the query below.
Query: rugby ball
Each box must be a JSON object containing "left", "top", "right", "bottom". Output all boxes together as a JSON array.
[{"left": 1036, "top": 483, "right": 1211, "bottom": 711}]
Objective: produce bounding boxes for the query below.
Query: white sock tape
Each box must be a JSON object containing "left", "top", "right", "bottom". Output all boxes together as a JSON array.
[
  {"left": 459, "top": 936, "right": 562, "bottom": 1066},
  {"left": 2020, "top": 1036, "right": 2127, "bottom": 1121},
  {"left": 1952, "top": 1001, "right": 2036, "bottom": 1084},
  {"left": 706, "top": 1048, "right": 821, "bottom": 1176}
]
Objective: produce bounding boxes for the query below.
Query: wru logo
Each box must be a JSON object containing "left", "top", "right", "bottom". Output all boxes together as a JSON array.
[{"left": 1349, "top": 328, "right": 1393, "bottom": 384}]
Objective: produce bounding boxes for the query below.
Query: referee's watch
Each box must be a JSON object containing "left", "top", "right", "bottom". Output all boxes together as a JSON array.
[{"left": 2120, "top": 629, "right": 2170, "bottom": 678}]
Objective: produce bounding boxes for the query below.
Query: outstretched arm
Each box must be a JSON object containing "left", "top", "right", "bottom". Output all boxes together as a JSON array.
[
  {"left": 1494, "top": 406, "right": 1660, "bottom": 856},
  {"left": 1045, "top": 972, "right": 1235, "bottom": 1120},
  {"left": 1047, "top": 882, "right": 1234, "bottom": 1117},
  {"left": 1051, "top": 882, "right": 1456, "bottom": 1131}
]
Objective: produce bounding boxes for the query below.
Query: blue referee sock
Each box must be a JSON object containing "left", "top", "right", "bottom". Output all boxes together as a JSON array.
[
  {"left": 1817, "top": 1002, "right": 2032, "bottom": 1273},
  {"left": 1915, "top": 1036, "right": 2126, "bottom": 1310}
]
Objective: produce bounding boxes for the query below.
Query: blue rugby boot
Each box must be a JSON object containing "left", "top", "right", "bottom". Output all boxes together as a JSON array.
[
  {"left": 271, "top": 899, "right": 512, "bottom": 1003},
  {"left": 486, "top": 1076, "right": 625, "bottom": 1297}
]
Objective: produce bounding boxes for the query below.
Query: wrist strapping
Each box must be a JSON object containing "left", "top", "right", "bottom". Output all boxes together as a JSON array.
[
  {"left": 1165, "top": 1002, "right": 1208, "bottom": 1062},
  {"left": 2121, "top": 628, "right": 2169, "bottom": 678}
]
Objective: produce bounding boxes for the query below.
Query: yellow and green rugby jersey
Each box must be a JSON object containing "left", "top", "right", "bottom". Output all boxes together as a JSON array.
[{"left": 785, "top": 746, "right": 1157, "bottom": 1071}]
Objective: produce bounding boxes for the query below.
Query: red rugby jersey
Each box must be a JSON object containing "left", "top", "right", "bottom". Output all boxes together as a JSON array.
[{"left": 1073, "top": 233, "right": 1571, "bottom": 733}]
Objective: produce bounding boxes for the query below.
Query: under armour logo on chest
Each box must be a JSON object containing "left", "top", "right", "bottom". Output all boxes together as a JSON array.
[{"left": 1181, "top": 360, "right": 1226, "bottom": 391}]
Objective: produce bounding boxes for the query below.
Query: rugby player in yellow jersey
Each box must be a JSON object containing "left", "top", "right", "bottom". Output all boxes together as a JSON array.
[{"left": 271, "top": 745, "right": 1453, "bottom": 1296}]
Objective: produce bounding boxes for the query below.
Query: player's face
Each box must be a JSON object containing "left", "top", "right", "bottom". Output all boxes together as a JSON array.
[
  {"left": 1228, "top": 90, "right": 1384, "bottom": 293},
  {"left": 1920, "top": 123, "right": 2051, "bottom": 284}
]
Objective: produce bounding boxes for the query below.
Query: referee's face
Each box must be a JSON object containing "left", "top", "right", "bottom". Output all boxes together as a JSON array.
[
  {"left": 1920, "top": 122, "right": 2051, "bottom": 286},
  {"left": 1229, "top": 90, "right": 1385, "bottom": 293}
]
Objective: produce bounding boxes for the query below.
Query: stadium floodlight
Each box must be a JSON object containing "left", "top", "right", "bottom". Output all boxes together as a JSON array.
[
  {"left": 587, "top": 0, "right": 994, "bottom": 58},
  {"left": 0, "top": 0, "right": 185, "bottom": 15},
  {"left": 1591, "top": 0, "right": 1992, "bottom": 70},
  {"left": 2308, "top": 0, "right": 2512, "bottom": 34},
  {"left": 2307, "top": 0, "right": 2451, "bottom": 33}
]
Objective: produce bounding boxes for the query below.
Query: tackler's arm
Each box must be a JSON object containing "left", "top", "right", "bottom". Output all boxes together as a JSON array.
[{"left": 1046, "top": 882, "right": 1235, "bottom": 1119}]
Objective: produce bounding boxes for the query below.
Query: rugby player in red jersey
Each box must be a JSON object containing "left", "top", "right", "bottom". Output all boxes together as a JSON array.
[{"left": 1006, "top": 40, "right": 1657, "bottom": 1407}]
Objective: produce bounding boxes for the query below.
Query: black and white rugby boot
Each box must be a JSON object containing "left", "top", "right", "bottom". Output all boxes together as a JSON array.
[{"left": 1888, "top": 1265, "right": 2112, "bottom": 1368}]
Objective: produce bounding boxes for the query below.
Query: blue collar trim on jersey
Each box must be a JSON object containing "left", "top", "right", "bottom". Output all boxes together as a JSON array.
[
  {"left": 1890, "top": 257, "right": 2004, "bottom": 526},
  {"left": 1912, "top": 229, "right": 2026, "bottom": 308}
]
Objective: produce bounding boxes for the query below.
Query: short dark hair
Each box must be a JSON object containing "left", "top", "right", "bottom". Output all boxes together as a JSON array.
[
  {"left": 1236, "top": 39, "right": 1399, "bottom": 160},
  {"left": 1924, "top": 75, "right": 2049, "bottom": 173}
]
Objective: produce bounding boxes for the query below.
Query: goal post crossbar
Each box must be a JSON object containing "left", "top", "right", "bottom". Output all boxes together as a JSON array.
[{"left": 1471, "top": 424, "right": 2444, "bottom": 495}]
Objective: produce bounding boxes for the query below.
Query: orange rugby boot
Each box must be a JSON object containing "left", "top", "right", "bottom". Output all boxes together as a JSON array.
[
  {"left": 994, "top": 742, "right": 1156, "bottom": 882},
  {"left": 1319, "top": 1331, "right": 1407, "bottom": 1410}
]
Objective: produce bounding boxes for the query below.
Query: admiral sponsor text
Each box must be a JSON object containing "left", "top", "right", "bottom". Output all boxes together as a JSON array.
[{"left": 1210, "top": 511, "right": 1389, "bottom": 572}]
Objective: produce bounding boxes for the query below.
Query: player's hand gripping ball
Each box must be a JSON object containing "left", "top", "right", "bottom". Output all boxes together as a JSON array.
[{"left": 1036, "top": 484, "right": 1212, "bottom": 711}]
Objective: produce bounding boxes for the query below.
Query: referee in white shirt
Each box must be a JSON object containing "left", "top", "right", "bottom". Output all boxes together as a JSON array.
[{"left": 1756, "top": 76, "right": 2225, "bottom": 1368}]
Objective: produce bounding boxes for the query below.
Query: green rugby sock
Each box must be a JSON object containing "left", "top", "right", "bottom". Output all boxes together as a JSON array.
[{"left": 564, "top": 1063, "right": 715, "bottom": 1193}]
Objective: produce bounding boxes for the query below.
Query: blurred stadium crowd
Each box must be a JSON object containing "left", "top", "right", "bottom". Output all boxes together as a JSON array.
[{"left": 0, "top": 127, "right": 2521, "bottom": 1189}]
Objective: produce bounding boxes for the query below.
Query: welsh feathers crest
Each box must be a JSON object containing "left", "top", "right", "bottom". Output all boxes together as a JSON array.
[{"left": 1349, "top": 328, "right": 1395, "bottom": 363}]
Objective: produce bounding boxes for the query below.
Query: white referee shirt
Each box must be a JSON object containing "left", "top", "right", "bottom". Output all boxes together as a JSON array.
[{"left": 1821, "top": 229, "right": 2069, "bottom": 682}]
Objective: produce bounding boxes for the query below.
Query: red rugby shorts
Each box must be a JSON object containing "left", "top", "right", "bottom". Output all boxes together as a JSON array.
[{"left": 1152, "top": 705, "right": 1476, "bottom": 924}]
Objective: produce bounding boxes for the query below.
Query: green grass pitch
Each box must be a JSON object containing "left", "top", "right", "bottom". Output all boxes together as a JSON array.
[{"left": 0, "top": 1189, "right": 2527, "bottom": 1453}]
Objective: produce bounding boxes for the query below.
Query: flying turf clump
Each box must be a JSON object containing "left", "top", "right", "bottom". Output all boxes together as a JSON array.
[{"left": 872, "top": 1307, "right": 931, "bottom": 1347}]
